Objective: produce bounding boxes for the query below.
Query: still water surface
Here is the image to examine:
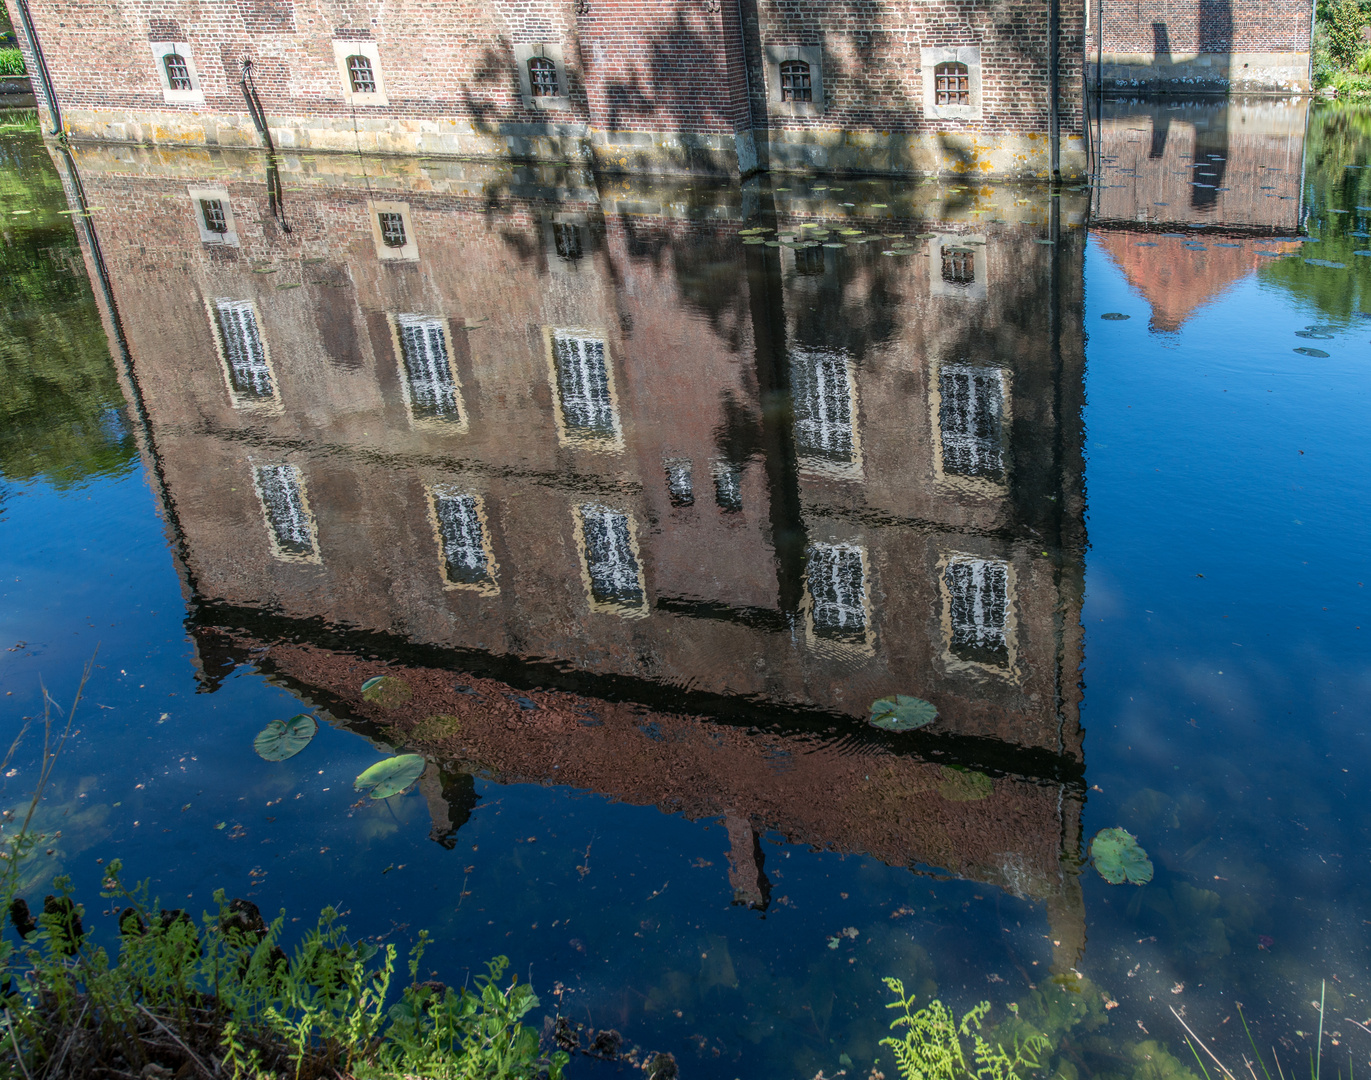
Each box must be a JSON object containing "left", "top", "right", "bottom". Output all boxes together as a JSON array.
[{"left": 0, "top": 97, "right": 1369, "bottom": 1079}]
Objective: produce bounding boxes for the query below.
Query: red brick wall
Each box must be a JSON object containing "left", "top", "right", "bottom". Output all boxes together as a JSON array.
[
  {"left": 1097, "top": 0, "right": 1312, "bottom": 54},
  {"left": 10, "top": 0, "right": 1085, "bottom": 142}
]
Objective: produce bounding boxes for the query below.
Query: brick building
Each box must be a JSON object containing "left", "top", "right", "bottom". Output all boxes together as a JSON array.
[
  {"left": 52, "top": 144, "right": 1091, "bottom": 959},
  {"left": 10, "top": 0, "right": 1088, "bottom": 178},
  {"left": 1088, "top": 0, "right": 1313, "bottom": 93}
]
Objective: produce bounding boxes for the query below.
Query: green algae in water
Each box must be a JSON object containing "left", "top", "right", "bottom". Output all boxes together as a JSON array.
[
  {"left": 362, "top": 675, "right": 412, "bottom": 708},
  {"left": 869, "top": 695, "right": 938, "bottom": 731},
  {"left": 253, "top": 713, "right": 317, "bottom": 761},
  {"left": 1090, "top": 827, "right": 1153, "bottom": 885},
  {"left": 354, "top": 754, "right": 426, "bottom": 799}
]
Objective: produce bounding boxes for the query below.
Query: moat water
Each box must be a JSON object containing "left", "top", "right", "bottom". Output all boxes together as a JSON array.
[{"left": 1, "top": 97, "right": 1369, "bottom": 1079}]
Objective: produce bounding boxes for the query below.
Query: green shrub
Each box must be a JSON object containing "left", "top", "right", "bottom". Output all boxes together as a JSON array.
[
  {"left": 0, "top": 47, "right": 23, "bottom": 76},
  {"left": 1326, "top": 0, "right": 1368, "bottom": 68}
]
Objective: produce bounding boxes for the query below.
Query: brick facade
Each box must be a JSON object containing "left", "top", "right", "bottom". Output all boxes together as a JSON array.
[
  {"left": 1088, "top": 0, "right": 1312, "bottom": 93},
  {"left": 10, "top": 0, "right": 1089, "bottom": 178}
]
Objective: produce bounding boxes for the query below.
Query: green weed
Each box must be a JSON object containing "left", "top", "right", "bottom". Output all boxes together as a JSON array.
[{"left": 0, "top": 48, "right": 22, "bottom": 77}]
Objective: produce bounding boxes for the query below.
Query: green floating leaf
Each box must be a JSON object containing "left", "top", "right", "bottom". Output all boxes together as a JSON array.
[
  {"left": 253, "top": 714, "right": 317, "bottom": 761},
  {"left": 868, "top": 695, "right": 938, "bottom": 732},
  {"left": 361, "top": 675, "right": 412, "bottom": 708},
  {"left": 354, "top": 754, "right": 427, "bottom": 799},
  {"left": 1101, "top": 312, "right": 1131, "bottom": 321},
  {"left": 1090, "top": 827, "right": 1153, "bottom": 885}
]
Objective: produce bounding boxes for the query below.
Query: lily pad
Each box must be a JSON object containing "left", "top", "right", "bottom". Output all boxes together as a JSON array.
[
  {"left": 1090, "top": 827, "right": 1153, "bottom": 885},
  {"left": 868, "top": 695, "right": 938, "bottom": 732},
  {"left": 253, "top": 714, "right": 317, "bottom": 761},
  {"left": 361, "top": 675, "right": 412, "bottom": 708},
  {"left": 1101, "top": 312, "right": 1130, "bottom": 321},
  {"left": 354, "top": 754, "right": 427, "bottom": 799},
  {"left": 1295, "top": 347, "right": 1331, "bottom": 357}
]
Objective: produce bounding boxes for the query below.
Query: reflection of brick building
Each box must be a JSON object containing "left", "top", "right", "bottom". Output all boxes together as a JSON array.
[
  {"left": 10, "top": 0, "right": 1087, "bottom": 178},
  {"left": 1089, "top": 0, "right": 1312, "bottom": 94},
  {"left": 62, "top": 143, "right": 1090, "bottom": 960},
  {"left": 1092, "top": 98, "right": 1307, "bottom": 332}
]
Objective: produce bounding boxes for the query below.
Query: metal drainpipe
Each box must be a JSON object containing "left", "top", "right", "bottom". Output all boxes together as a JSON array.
[
  {"left": 1050, "top": 0, "right": 1061, "bottom": 182},
  {"left": 11, "top": 0, "right": 63, "bottom": 134}
]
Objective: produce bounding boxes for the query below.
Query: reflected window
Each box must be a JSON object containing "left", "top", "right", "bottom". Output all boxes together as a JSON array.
[
  {"left": 347, "top": 54, "right": 376, "bottom": 94},
  {"left": 213, "top": 299, "right": 274, "bottom": 401},
  {"left": 163, "top": 52, "right": 192, "bottom": 91},
  {"left": 378, "top": 211, "right": 407, "bottom": 248},
  {"left": 528, "top": 56, "right": 560, "bottom": 97},
  {"left": 713, "top": 462, "right": 743, "bottom": 513},
  {"left": 253, "top": 463, "right": 317, "bottom": 560},
  {"left": 665, "top": 459, "right": 694, "bottom": 507},
  {"left": 200, "top": 198, "right": 227, "bottom": 234},
  {"left": 806, "top": 543, "right": 867, "bottom": 645},
  {"left": 553, "top": 222, "right": 582, "bottom": 261},
  {"left": 935, "top": 61, "right": 970, "bottom": 106},
  {"left": 794, "top": 245, "right": 825, "bottom": 276},
  {"left": 941, "top": 247, "right": 975, "bottom": 286},
  {"left": 579, "top": 504, "right": 644, "bottom": 610},
  {"left": 945, "top": 556, "right": 1009, "bottom": 667},
  {"left": 939, "top": 363, "right": 1005, "bottom": 482},
  {"left": 552, "top": 331, "right": 617, "bottom": 440},
  {"left": 780, "top": 60, "right": 812, "bottom": 102},
  {"left": 431, "top": 489, "right": 495, "bottom": 590},
  {"left": 791, "top": 348, "right": 856, "bottom": 467},
  {"left": 396, "top": 315, "right": 463, "bottom": 422}
]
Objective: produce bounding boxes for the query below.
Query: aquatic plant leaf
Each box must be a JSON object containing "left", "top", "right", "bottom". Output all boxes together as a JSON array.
[
  {"left": 354, "top": 754, "right": 426, "bottom": 799},
  {"left": 361, "top": 675, "right": 412, "bottom": 708},
  {"left": 1090, "top": 827, "right": 1153, "bottom": 885},
  {"left": 1294, "top": 347, "right": 1330, "bottom": 357},
  {"left": 1101, "top": 312, "right": 1130, "bottom": 320},
  {"left": 868, "top": 695, "right": 938, "bottom": 732},
  {"left": 253, "top": 714, "right": 317, "bottom": 761}
]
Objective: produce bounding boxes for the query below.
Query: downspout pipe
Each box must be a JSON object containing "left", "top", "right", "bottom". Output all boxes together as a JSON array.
[
  {"left": 1049, "top": 0, "right": 1061, "bottom": 182},
  {"left": 11, "top": 0, "right": 63, "bottom": 135}
]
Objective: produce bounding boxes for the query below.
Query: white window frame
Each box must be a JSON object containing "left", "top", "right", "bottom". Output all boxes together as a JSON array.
[
  {"left": 206, "top": 296, "right": 281, "bottom": 412},
  {"left": 543, "top": 211, "right": 589, "bottom": 273},
  {"left": 938, "top": 551, "right": 1017, "bottom": 677},
  {"left": 763, "top": 44, "right": 824, "bottom": 117},
  {"left": 573, "top": 503, "right": 648, "bottom": 618},
  {"left": 389, "top": 314, "right": 467, "bottom": 431},
  {"left": 150, "top": 41, "right": 204, "bottom": 104},
  {"left": 802, "top": 540, "right": 874, "bottom": 655},
  {"left": 513, "top": 43, "right": 571, "bottom": 111},
  {"left": 251, "top": 461, "right": 321, "bottom": 564},
  {"left": 426, "top": 486, "right": 499, "bottom": 594},
  {"left": 921, "top": 45, "right": 983, "bottom": 121},
  {"left": 928, "top": 234, "right": 988, "bottom": 300},
  {"left": 188, "top": 185, "right": 238, "bottom": 246},
  {"left": 790, "top": 345, "right": 863, "bottom": 479},
  {"left": 368, "top": 199, "right": 419, "bottom": 261},
  {"left": 928, "top": 358, "right": 1011, "bottom": 496},
  {"left": 544, "top": 326, "right": 623, "bottom": 452},
  {"left": 333, "top": 39, "right": 388, "bottom": 106}
]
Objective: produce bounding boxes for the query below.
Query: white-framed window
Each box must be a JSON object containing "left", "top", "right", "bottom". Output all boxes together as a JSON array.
[
  {"left": 367, "top": 199, "right": 418, "bottom": 261},
  {"left": 574, "top": 503, "right": 647, "bottom": 617},
  {"left": 936, "top": 362, "right": 1008, "bottom": 487},
  {"left": 790, "top": 346, "right": 861, "bottom": 476},
  {"left": 392, "top": 315, "right": 466, "bottom": 428},
  {"left": 943, "top": 554, "right": 1011, "bottom": 669},
  {"left": 208, "top": 297, "right": 279, "bottom": 410},
  {"left": 513, "top": 43, "right": 570, "bottom": 110},
  {"left": 664, "top": 458, "right": 694, "bottom": 507},
  {"left": 763, "top": 44, "right": 824, "bottom": 116},
  {"left": 188, "top": 185, "right": 237, "bottom": 246},
  {"left": 803, "top": 541, "right": 871, "bottom": 651},
  {"left": 252, "top": 462, "right": 320, "bottom": 562},
  {"left": 428, "top": 487, "right": 498, "bottom": 593},
  {"left": 546, "top": 328, "right": 622, "bottom": 451},
  {"left": 543, "top": 211, "right": 589, "bottom": 274},
  {"left": 150, "top": 41, "right": 204, "bottom": 104},
  {"left": 928, "top": 234, "right": 989, "bottom": 300},
  {"left": 921, "top": 46, "right": 982, "bottom": 120},
  {"left": 333, "top": 39, "right": 388, "bottom": 106}
]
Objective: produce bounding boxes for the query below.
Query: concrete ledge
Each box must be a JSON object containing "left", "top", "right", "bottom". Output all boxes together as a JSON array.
[
  {"left": 0, "top": 76, "right": 32, "bottom": 95},
  {"left": 1094, "top": 52, "right": 1311, "bottom": 95},
  {"left": 56, "top": 106, "right": 1088, "bottom": 180}
]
